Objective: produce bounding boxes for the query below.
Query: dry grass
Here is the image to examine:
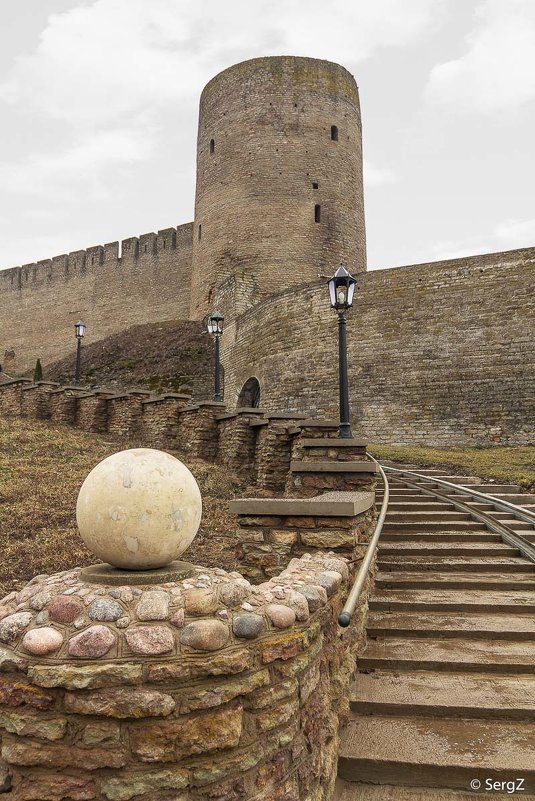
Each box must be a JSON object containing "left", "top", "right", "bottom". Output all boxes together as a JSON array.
[
  {"left": 369, "top": 444, "right": 535, "bottom": 491},
  {"left": 0, "top": 416, "right": 247, "bottom": 597}
]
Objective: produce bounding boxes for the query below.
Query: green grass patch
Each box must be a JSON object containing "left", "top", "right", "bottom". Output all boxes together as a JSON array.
[{"left": 369, "top": 444, "right": 535, "bottom": 491}]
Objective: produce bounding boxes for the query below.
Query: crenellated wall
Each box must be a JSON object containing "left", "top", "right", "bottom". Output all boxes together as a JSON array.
[{"left": 0, "top": 223, "right": 193, "bottom": 374}]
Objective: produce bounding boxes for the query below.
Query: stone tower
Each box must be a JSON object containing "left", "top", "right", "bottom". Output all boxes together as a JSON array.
[{"left": 189, "top": 56, "right": 366, "bottom": 320}]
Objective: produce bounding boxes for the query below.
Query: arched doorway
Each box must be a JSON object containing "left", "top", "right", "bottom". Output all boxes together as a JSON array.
[{"left": 237, "top": 377, "right": 261, "bottom": 408}]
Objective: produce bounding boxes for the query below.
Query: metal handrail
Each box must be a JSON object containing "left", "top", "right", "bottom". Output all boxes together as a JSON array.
[
  {"left": 381, "top": 466, "right": 535, "bottom": 563},
  {"left": 338, "top": 454, "right": 389, "bottom": 627},
  {"left": 382, "top": 465, "right": 535, "bottom": 525}
]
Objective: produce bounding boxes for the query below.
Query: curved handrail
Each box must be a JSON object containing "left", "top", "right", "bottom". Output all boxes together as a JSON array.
[
  {"left": 382, "top": 465, "right": 535, "bottom": 525},
  {"left": 338, "top": 454, "right": 389, "bottom": 627}
]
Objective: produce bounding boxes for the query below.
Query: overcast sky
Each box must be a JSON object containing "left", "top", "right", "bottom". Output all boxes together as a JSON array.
[{"left": 1, "top": 0, "right": 534, "bottom": 272}]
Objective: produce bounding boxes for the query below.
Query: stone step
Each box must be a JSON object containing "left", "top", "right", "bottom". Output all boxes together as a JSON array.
[
  {"left": 385, "top": 511, "right": 473, "bottom": 522},
  {"left": 446, "top": 493, "right": 535, "bottom": 506},
  {"left": 350, "top": 670, "right": 535, "bottom": 718},
  {"left": 370, "top": 588, "right": 535, "bottom": 613},
  {"left": 379, "top": 543, "right": 518, "bottom": 557},
  {"left": 337, "top": 715, "right": 535, "bottom": 790},
  {"left": 382, "top": 521, "right": 487, "bottom": 533},
  {"left": 376, "top": 571, "right": 535, "bottom": 591},
  {"left": 385, "top": 502, "right": 458, "bottom": 512},
  {"left": 334, "top": 779, "right": 531, "bottom": 801},
  {"left": 358, "top": 636, "right": 535, "bottom": 672},
  {"left": 500, "top": 520, "right": 535, "bottom": 531},
  {"left": 367, "top": 611, "right": 535, "bottom": 640},
  {"left": 380, "top": 531, "right": 500, "bottom": 542},
  {"left": 377, "top": 556, "right": 535, "bottom": 573}
]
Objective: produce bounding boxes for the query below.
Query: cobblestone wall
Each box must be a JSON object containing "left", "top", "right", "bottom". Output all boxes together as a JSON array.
[{"left": 0, "top": 554, "right": 368, "bottom": 801}]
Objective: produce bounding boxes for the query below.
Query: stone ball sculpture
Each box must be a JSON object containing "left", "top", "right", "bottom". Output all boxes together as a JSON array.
[{"left": 76, "top": 448, "right": 202, "bottom": 570}]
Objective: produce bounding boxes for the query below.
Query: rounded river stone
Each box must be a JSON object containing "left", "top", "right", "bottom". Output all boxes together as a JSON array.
[
  {"left": 180, "top": 620, "right": 229, "bottom": 651},
  {"left": 232, "top": 614, "right": 264, "bottom": 639}
]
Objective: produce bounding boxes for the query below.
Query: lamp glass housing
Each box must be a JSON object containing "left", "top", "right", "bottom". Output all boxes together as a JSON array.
[
  {"left": 208, "top": 311, "right": 224, "bottom": 335},
  {"left": 75, "top": 320, "right": 86, "bottom": 338},
  {"left": 327, "top": 263, "right": 356, "bottom": 312}
]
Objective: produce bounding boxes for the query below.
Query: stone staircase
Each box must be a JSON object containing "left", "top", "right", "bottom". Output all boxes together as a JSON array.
[{"left": 336, "top": 470, "right": 535, "bottom": 799}]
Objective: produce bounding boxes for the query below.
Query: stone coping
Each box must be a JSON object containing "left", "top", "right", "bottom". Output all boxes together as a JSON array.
[
  {"left": 300, "top": 437, "right": 367, "bottom": 447},
  {"left": 181, "top": 402, "right": 227, "bottom": 413},
  {"left": 21, "top": 384, "right": 39, "bottom": 392},
  {"left": 266, "top": 412, "right": 308, "bottom": 420},
  {"left": 34, "top": 381, "right": 60, "bottom": 388},
  {"left": 249, "top": 419, "right": 269, "bottom": 428},
  {"left": 215, "top": 407, "right": 266, "bottom": 421},
  {"left": 290, "top": 460, "right": 379, "bottom": 473},
  {"left": 48, "top": 386, "right": 87, "bottom": 395},
  {"left": 230, "top": 490, "right": 374, "bottom": 517},
  {"left": 0, "top": 554, "right": 349, "bottom": 667},
  {"left": 0, "top": 378, "right": 32, "bottom": 387}
]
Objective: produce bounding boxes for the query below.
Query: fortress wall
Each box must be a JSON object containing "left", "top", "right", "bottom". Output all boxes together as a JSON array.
[
  {"left": 0, "top": 223, "right": 193, "bottom": 373},
  {"left": 223, "top": 247, "right": 535, "bottom": 446}
]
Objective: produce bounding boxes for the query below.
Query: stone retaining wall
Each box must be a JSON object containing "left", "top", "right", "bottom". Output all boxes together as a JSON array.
[{"left": 0, "top": 553, "right": 368, "bottom": 801}]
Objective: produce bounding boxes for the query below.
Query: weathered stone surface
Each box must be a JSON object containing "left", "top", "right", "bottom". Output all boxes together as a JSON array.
[
  {"left": 21, "top": 627, "right": 63, "bottom": 656},
  {"left": 130, "top": 705, "right": 242, "bottom": 762},
  {"left": 257, "top": 699, "right": 300, "bottom": 732},
  {"left": 269, "top": 529, "right": 298, "bottom": 545},
  {"left": 64, "top": 687, "right": 175, "bottom": 718},
  {"left": 0, "top": 613, "right": 33, "bottom": 643},
  {"left": 299, "top": 585, "right": 328, "bottom": 611},
  {"left": 303, "top": 529, "right": 356, "bottom": 548},
  {"left": 284, "top": 591, "right": 310, "bottom": 622},
  {"left": 245, "top": 678, "right": 298, "bottom": 710},
  {"left": 82, "top": 720, "right": 121, "bottom": 745},
  {"left": 0, "top": 708, "right": 67, "bottom": 741},
  {"left": 265, "top": 604, "right": 296, "bottom": 629},
  {"left": 1, "top": 735, "right": 127, "bottom": 769},
  {"left": 232, "top": 614, "right": 264, "bottom": 639},
  {"left": 135, "top": 590, "right": 170, "bottom": 621},
  {"left": 261, "top": 633, "right": 304, "bottom": 664},
  {"left": 184, "top": 589, "right": 219, "bottom": 615},
  {"left": 180, "top": 620, "right": 229, "bottom": 651},
  {"left": 88, "top": 599, "right": 124, "bottom": 622},
  {"left": 218, "top": 583, "right": 250, "bottom": 607},
  {"left": 125, "top": 626, "right": 174, "bottom": 655},
  {"left": 0, "top": 606, "right": 14, "bottom": 621},
  {"left": 315, "top": 570, "right": 342, "bottom": 596},
  {"left": 48, "top": 595, "right": 83, "bottom": 624},
  {"left": 12, "top": 774, "right": 97, "bottom": 801},
  {"left": 28, "top": 662, "right": 142, "bottom": 689},
  {"left": 0, "top": 676, "right": 53, "bottom": 709},
  {"left": 29, "top": 589, "right": 54, "bottom": 611},
  {"left": 0, "top": 646, "right": 27, "bottom": 674},
  {"left": 101, "top": 767, "right": 189, "bottom": 801},
  {"left": 68, "top": 626, "right": 116, "bottom": 658},
  {"left": 146, "top": 648, "right": 252, "bottom": 683},
  {"left": 170, "top": 608, "right": 185, "bottom": 628},
  {"left": 180, "top": 669, "right": 270, "bottom": 713}
]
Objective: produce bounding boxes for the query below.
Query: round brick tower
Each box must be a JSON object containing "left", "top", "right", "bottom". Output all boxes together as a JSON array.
[{"left": 189, "top": 56, "right": 366, "bottom": 320}]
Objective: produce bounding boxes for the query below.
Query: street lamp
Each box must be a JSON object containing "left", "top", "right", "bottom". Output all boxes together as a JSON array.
[
  {"left": 207, "top": 311, "right": 224, "bottom": 402},
  {"left": 327, "top": 262, "right": 356, "bottom": 438},
  {"left": 74, "top": 320, "right": 86, "bottom": 385}
]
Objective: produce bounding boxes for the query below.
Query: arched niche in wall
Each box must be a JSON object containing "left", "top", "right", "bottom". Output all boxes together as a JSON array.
[{"left": 237, "top": 377, "right": 261, "bottom": 408}]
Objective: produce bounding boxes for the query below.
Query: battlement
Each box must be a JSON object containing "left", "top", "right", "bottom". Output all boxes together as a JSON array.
[{"left": 0, "top": 222, "right": 194, "bottom": 292}]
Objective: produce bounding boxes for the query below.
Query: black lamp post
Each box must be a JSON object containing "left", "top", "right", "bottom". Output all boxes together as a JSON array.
[
  {"left": 207, "top": 311, "right": 224, "bottom": 402},
  {"left": 74, "top": 320, "right": 86, "bottom": 385},
  {"left": 327, "top": 262, "right": 356, "bottom": 438}
]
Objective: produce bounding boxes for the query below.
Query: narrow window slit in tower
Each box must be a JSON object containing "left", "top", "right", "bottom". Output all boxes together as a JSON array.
[
  {"left": 198, "top": 225, "right": 202, "bottom": 241},
  {"left": 144, "top": 245, "right": 147, "bottom": 252},
  {"left": 163, "top": 240, "right": 166, "bottom": 249},
  {"left": 210, "top": 138, "right": 215, "bottom": 154},
  {"left": 312, "top": 182, "right": 319, "bottom": 189},
  {"left": 331, "top": 125, "right": 338, "bottom": 141},
  {"left": 314, "top": 205, "right": 321, "bottom": 223}
]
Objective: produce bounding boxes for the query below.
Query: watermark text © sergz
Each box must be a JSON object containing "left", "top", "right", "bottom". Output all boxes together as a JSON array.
[{"left": 470, "top": 779, "right": 526, "bottom": 793}]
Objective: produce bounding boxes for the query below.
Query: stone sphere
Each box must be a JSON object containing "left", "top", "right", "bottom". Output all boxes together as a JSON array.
[{"left": 76, "top": 448, "right": 202, "bottom": 570}]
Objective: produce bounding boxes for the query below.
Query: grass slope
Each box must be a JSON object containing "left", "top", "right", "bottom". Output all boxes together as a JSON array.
[
  {"left": 369, "top": 444, "right": 535, "bottom": 491},
  {"left": 0, "top": 417, "right": 246, "bottom": 597},
  {"left": 40, "top": 319, "right": 214, "bottom": 398}
]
